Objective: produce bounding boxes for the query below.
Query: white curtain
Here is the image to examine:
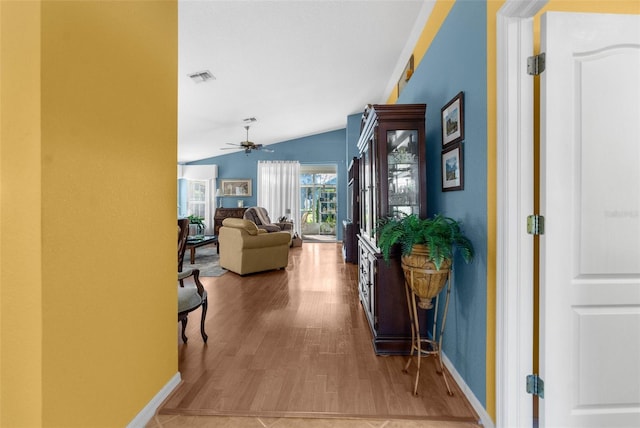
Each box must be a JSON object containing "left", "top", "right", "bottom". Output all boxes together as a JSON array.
[{"left": 257, "top": 161, "right": 301, "bottom": 235}]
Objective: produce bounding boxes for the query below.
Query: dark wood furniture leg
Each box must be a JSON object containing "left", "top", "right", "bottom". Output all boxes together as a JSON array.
[{"left": 200, "top": 297, "right": 208, "bottom": 342}]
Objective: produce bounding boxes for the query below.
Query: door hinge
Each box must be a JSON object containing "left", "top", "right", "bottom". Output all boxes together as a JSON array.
[
  {"left": 527, "top": 215, "right": 545, "bottom": 235},
  {"left": 527, "top": 53, "right": 546, "bottom": 75},
  {"left": 526, "top": 374, "right": 544, "bottom": 398}
]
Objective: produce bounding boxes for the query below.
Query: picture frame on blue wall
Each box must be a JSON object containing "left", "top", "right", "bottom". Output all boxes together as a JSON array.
[
  {"left": 441, "top": 142, "right": 464, "bottom": 192},
  {"left": 441, "top": 91, "right": 464, "bottom": 147},
  {"left": 221, "top": 179, "right": 252, "bottom": 196}
]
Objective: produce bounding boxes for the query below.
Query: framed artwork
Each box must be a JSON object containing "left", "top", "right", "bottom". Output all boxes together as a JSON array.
[
  {"left": 220, "top": 179, "right": 252, "bottom": 196},
  {"left": 441, "top": 91, "right": 465, "bottom": 147},
  {"left": 441, "top": 142, "right": 464, "bottom": 191},
  {"left": 397, "top": 55, "right": 414, "bottom": 96}
]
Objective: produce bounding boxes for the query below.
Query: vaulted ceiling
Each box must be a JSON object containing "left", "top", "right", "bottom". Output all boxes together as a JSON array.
[{"left": 178, "top": 0, "right": 433, "bottom": 162}]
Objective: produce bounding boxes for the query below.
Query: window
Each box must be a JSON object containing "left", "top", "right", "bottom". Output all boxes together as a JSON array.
[
  {"left": 186, "top": 179, "right": 212, "bottom": 233},
  {"left": 300, "top": 165, "right": 337, "bottom": 239}
]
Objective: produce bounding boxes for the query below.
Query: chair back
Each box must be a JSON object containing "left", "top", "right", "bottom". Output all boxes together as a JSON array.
[{"left": 178, "top": 218, "right": 190, "bottom": 272}]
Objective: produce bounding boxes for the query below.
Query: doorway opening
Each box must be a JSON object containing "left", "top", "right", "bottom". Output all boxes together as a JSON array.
[{"left": 300, "top": 164, "right": 337, "bottom": 242}]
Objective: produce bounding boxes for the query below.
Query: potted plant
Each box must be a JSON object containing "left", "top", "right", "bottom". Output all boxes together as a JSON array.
[
  {"left": 376, "top": 213, "right": 474, "bottom": 308},
  {"left": 187, "top": 214, "right": 206, "bottom": 237}
]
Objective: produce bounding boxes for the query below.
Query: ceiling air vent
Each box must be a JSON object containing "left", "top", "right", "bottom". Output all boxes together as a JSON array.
[{"left": 188, "top": 70, "right": 215, "bottom": 83}]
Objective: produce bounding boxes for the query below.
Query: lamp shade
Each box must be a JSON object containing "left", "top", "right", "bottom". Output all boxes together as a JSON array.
[{"left": 215, "top": 188, "right": 222, "bottom": 197}]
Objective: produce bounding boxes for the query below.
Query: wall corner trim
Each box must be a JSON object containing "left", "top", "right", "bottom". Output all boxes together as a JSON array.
[
  {"left": 442, "top": 353, "right": 495, "bottom": 428},
  {"left": 127, "top": 372, "right": 181, "bottom": 428}
]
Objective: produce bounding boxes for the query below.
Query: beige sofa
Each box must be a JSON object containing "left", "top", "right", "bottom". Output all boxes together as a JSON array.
[{"left": 219, "top": 218, "right": 291, "bottom": 275}]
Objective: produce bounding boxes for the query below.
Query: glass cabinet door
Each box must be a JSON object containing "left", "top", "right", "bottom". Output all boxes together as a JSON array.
[
  {"left": 360, "top": 141, "right": 370, "bottom": 237},
  {"left": 386, "top": 129, "right": 419, "bottom": 219}
]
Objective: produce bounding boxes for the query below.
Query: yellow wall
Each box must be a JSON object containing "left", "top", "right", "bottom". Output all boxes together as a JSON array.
[
  {"left": 1, "top": 2, "right": 44, "bottom": 426},
  {"left": 1, "top": 1, "right": 178, "bottom": 426},
  {"left": 485, "top": 1, "right": 503, "bottom": 420}
]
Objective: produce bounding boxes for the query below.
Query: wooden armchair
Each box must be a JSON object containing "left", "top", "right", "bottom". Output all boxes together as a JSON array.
[{"left": 177, "top": 219, "right": 208, "bottom": 343}]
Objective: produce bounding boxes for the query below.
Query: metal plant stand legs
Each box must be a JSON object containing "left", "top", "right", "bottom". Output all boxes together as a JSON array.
[{"left": 402, "top": 271, "right": 454, "bottom": 396}]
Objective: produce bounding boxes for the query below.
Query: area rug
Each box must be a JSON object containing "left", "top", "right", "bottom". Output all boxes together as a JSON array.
[{"left": 182, "top": 245, "right": 227, "bottom": 277}]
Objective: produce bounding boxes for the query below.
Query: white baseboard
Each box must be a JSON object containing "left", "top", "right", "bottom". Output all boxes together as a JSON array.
[
  {"left": 442, "top": 353, "right": 495, "bottom": 428},
  {"left": 127, "top": 372, "right": 181, "bottom": 428}
]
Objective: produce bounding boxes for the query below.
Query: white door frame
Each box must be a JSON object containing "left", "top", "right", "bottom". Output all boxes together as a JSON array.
[{"left": 496, "top": 1, "right": 547, "bottom": 427}]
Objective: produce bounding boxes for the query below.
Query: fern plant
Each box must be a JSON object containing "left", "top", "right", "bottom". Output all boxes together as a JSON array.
[{"left": 376, "top": 213, "right": 474, "bottom": 270}]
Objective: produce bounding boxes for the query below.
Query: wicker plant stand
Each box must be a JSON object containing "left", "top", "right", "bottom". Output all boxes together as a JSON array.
[{"left": 402, "top": 266, "right": 454, "bottom": 397}]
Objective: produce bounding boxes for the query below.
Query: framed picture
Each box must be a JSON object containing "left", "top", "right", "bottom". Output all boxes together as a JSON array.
[
  {"left": 397, "top": 55, "right": 414, "bottom": 96},
  {"left": 441, "top": 91, "right": 464, "bottom": 147},
  {"left": 220, "top": 179, "right": 252, "bottom": 197},
  {"left": 441, "top": 142, "right": 464, "bottom": 191}
]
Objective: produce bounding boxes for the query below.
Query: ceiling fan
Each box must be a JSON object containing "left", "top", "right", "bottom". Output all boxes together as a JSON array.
[{"left": 221, "top": 125, "right": 274, "bottom": 154}]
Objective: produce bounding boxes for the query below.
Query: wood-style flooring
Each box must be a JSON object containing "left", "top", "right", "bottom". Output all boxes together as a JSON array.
[{"left": 158, "top": 243, "right": 480, "bottom": 425}]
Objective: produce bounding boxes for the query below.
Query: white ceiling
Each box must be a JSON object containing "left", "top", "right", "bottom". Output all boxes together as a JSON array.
[{"left": 178, "top": 0, "right": 433, "bottom": 163}]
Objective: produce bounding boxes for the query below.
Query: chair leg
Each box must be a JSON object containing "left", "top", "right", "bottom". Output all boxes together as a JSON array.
[
  {"left": 181, "top": 316, "right": 188, "bottom": 343},
  {"left": 200, "top": 298, "right": 208, "bottom": 343}
]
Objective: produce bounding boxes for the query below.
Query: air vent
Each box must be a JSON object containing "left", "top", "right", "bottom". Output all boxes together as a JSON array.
[{"left": 188, "top": 70, "right": 215, "bottom": 83}]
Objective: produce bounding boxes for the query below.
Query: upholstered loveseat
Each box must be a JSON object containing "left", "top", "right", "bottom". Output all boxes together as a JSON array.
[{"left": 218, "top": 218, "right": 291, "bottom": 275}]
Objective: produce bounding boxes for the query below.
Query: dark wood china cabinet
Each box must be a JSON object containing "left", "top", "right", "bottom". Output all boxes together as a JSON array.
[{"left": 356, "top": 103, "right": 427, "bottom": 355}]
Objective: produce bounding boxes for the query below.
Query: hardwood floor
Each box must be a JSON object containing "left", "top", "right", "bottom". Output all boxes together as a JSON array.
[{"left": 158, "top": 243, "right": 480, "bottom": 425}]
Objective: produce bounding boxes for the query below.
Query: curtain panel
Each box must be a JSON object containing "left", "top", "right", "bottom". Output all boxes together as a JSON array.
[{"left": 257, "top": 161, "right": 301, "bottom": 235}]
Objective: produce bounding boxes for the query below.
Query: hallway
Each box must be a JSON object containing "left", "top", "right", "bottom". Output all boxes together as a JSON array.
[{"left": 152, "top": 243, "right": 480, "bottom": 427}]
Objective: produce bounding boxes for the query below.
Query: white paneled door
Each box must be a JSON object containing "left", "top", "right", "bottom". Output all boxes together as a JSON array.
[{"left": 540, "top": 11, "right": 640, "bottom": 428}]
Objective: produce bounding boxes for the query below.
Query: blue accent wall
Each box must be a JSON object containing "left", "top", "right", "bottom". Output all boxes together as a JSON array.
[
  {"left": 397, "top": 1, "right": 488, "bottom": 406},
  {"left": 189, "top": 129, "right": 347, "bottom": 240}
]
